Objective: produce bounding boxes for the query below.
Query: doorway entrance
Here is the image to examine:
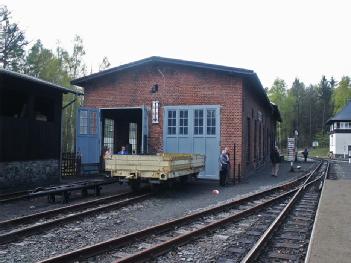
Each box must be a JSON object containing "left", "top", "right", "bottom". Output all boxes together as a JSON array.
[
  {"left": 76, "top": 106, "right": 148, "bottom": 174},
  {"left": 101, "top": 108, "right": 143, "bottom": 155}
]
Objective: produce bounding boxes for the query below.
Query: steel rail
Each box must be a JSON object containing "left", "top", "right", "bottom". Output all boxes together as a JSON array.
[
  {"left": 39, "top": 189, "right": 298, "bottom": 263},
  {"left": 117, "top": 161, "right": 324, "bottom": 263},
  {"left": 240, "top": 161, "right": 326, "bottom": 263},
  {"left": 0, "top": 179, "right": 120, "bottom": 204},
  {"left": 304, "top": 162, "right": 330, "bottom": 263},
  {"left": 0, "top": 190, "right": 30, "bottom": 204},
  {"left": 36, "top": 161, "right": 322, "bottom": 263},
  {"left": 0, "top": 191, "right": 134, "bottom": 228},
  {"left": 0, "top": 193, "right": 151, "bottom": 245}
]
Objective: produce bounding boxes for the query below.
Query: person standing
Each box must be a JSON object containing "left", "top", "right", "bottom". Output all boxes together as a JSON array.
[
  {"left": 302, "top": 148, "right": 309, "bottom": 162},
  {"left": 219, "top": 147, "right": 230, "bottom": 186},
  {"left": 118, "top": 146, "right": 128, "bottom": 155},
  {"left": 270, "top": 146, "right": 280, "bottom": 177}
]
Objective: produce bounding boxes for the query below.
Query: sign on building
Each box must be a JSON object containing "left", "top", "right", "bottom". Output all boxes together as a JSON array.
[{"left": 152, "top": 101, "right": 159, "bottom": 123}]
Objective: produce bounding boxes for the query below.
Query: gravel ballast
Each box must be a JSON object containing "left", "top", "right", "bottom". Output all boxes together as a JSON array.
[{"left": 0, "top": 161, "right": 314, "bottom": 263}]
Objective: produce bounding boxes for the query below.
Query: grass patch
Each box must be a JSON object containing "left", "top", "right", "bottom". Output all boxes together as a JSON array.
[{"left": 308, "top": 147, "right": 329, "bottom": 158}]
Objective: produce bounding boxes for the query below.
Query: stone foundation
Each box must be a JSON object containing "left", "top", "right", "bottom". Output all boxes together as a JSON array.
[{"left": 0, "top": 159, "right": 60, "bottom": 192}]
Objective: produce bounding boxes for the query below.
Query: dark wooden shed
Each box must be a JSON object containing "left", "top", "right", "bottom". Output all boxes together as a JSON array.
[{"left": 0, "top": 69, "right": 79, "bottom": 191}]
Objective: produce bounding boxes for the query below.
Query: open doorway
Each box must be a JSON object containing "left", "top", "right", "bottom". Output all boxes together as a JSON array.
[{"left": 101, "top": 108, "right": 143, "bottom": 155}]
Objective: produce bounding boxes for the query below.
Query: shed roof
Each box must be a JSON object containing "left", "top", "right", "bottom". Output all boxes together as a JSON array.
[
  {"left": 71, "top": 56, "right": 281, "bottom": 121},
  {"left": 326, "top": 100, "right": 351, "bottom": 124},
  {"left": 71, "top": 56, "right": 280, "bottom": 120},
  {"left": 71, "top": 56, "right": 256, "bottom": 85},
  {"left": 0, "top": 68, "right": 83, "bottom": 95}
]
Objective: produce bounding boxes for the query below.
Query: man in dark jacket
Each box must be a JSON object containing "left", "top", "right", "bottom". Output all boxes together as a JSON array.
[
  {"left": 270, "top": 146, "right": 280, "bottom": 177},
  {"left": 302, "top": 148, "right": 308, "bottom": 162},
  {"left": 219, "top": 147, "right": 230, "bottom": 186}
]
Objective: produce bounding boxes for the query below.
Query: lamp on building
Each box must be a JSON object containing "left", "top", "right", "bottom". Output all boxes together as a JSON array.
[{"left": 151, "top": 84, "right": 158, "bottom": 93}]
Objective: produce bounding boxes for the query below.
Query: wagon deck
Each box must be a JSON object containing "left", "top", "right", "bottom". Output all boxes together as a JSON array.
[{"left": 104, "top": 153, "right": 205, "bottom": 183}]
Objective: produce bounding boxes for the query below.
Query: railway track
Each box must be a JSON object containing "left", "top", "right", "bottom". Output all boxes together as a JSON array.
[
  {"left": 35, "top": 161, "right": 324, "bottom": 263},
  {"left": 240, "top": 161, "right": 328, "bottom": 263},
  {"left": 0, "top": 190, "right": 30, "bottom": 204},
  {"left": 0, "top": 191, "right": 151, "bottom": 245}
]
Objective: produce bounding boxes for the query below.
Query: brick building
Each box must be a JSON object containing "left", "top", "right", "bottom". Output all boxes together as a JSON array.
[{"left": 72, "top": 57, "right": 281, "bottom": 180}]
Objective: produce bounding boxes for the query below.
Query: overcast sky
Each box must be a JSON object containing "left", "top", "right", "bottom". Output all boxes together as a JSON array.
[{"left": 2, "top": 0, "right": 350, "bottom": 88}]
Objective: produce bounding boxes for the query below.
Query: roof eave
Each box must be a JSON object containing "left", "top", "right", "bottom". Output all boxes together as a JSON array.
[
  {"left": 0, "top": 68, "right": 83, "bottom": 95},
  {"left": 71, "top": 56, "right": 254, "bottom": 86}
]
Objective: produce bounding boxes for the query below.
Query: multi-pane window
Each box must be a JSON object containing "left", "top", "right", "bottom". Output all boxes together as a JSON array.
[
  {"left": 167, "top": 110, "right": 176, "bottom": 135},
  {"left": 179, "top": 110, "right": 188, "bottom": 135},
  {"left": 194, "top": 109, "right": 204, "bottom": 135},
  {"left": 104, "top": 118, "right": 114, "bottom": 152},
  {"left": 90, "top": 111, "right": 97, "bottom": 134},
  {"left": 79, "top": 110, "right": 88, "bottom": 134},
  {"left": 342, "top": 122, "right": 351, "bottom": 129},
  {"left": 129, "top": 123, "right": 138, "bottom": 154},
  {"left": 206, "top": 109, "right": 216, "bottom": 135}
]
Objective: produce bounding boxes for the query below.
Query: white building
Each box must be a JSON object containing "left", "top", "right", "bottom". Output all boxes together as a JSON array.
[{"left": 327, "top": 101, "right": 351, "bottom": 158}]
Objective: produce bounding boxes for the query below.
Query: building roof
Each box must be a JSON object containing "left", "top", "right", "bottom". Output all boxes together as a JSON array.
[
  {"left": 71, "top": 56, "right": 280, "bottom": 120},
  {"left": 271, "top": 103, "right": 282, "bottom": 122},
  {"left": 0, "top": 68, "right": 83, "bottom": 95},
  {"left": 327, "top": 100, "right": 351, "bottom": 124},
  {"left": 71, "top": 56, "right": 256, "bottom": 85}
]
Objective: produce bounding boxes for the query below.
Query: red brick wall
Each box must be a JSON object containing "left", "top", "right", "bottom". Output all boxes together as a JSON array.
[
  {"left": 82, "top": 62, "right": 273, "bottom": 179},
  {"left": 242, "top": 81, "right": 276, "bottom": 176}
]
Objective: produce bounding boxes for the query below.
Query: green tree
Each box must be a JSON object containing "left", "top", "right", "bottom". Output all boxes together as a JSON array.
[
  {"left": 317, "top": 76, "right": 334, "bottom": 133},
  {"left": 268, "top": 78, "right": 290, "bottom": 148},
  {"left": 67, "top": 35, "right": 87, "bottom": 79},
  {"left": 25, "top": 40, "right": 71, "bottom": 86},
  {"left": 0, "top": 6, "right": 28, "bottom": 71},
  {"left": 332, "top": 76, "right": 351, "bottom": 114}
]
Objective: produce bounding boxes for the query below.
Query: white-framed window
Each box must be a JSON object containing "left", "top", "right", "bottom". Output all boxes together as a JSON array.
[
  {"left": 179, "top": 110, "right": 188, "bottom": 135},
  {"left": 341, "top": 122, "right": 345, "bottom": 129},
  {"left": 206, "top": 109, "right": 216, "bottom": 135},
  {"left": 194, "top": 109, "right": 204, "bottom": 135},
  {"left": 167, "top": 110, "right": 177, "bottom": 135}
]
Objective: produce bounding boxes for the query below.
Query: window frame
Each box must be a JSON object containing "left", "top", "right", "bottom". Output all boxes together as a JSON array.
[
  {"left": 179, "top": 109, "right": 189, "bottom": 136},
  {"left": 167, "top": 110, "right": 177, "bottom": 136},
  {"left": 79, "top": 110, "right": 89, "bottom": 135},
  {"left": 206, "top": 109, "right": 216, "bottom": 136}
]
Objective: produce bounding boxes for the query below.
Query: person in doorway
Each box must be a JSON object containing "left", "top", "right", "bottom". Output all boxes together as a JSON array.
[
  {"left": 219, "top": 147, "right": 230, "bottom": 186},
  {"left": 302, "top": 148, "right": 309, "bottom": 162},
  {"left": 118, "top": 146, "right": 129, "bottom": 155},
  {"left": 270, "top": 146, "right": 280, "bottom": 177},
  {"left": 103, "top": 147, "right": 112, "bottom": 159}
]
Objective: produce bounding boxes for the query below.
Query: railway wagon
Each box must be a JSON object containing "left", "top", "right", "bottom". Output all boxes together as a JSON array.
[{"left": 104, "top": 153, "right": 205, "bottom": 190}]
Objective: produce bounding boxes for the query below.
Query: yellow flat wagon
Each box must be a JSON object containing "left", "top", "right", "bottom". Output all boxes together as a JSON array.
[{"left": 104, "top": 153, "right": 205, "bottom": 190}]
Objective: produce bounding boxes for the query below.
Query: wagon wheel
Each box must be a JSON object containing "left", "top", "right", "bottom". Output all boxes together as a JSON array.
[
  {"left": 130, "top": 181, "right": 141, "bottom": 192},
  {"left": 180, "top": 175, "right": 189, "bottom": 185}
]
